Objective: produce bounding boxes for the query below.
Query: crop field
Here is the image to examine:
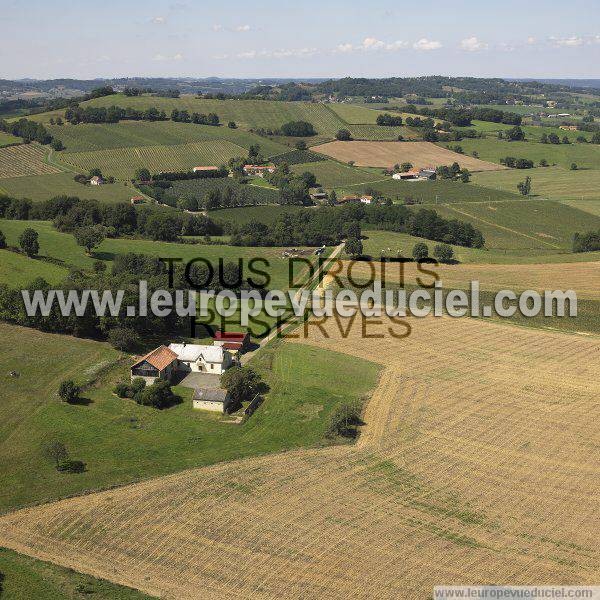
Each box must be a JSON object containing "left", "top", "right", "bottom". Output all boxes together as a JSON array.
[
  {"left": 48, "top": 121, "right": 288, "bottom": 157},
  {"left": 359, "top": 229, "right": 600, "bottom": 265},
  {"left": 472, "top": 167, "right": 600, "bottom": 201},
  {"left": 270, "top": 148, "right": 327, "bottom": 166},
  {"left": 55, "top": 140, "right": 247, "bottom": 179},
  {"left": 0, "top": 131, "right": 21, "bottom": 147},
  {"left": 327, "top": 103, "right": 381, "bottom": 123},
  {"left": 430, "top": 199, "right": 600, "bottom": 251},
  {"left": 0, "top": 144, "right": 62, "bottom": 179},
  {"left": 0, "top": 249, "right": 68, "bottom": 287},
  {"left": 0, "top": 172, "right": 138, "bottom": 203},
  {"left": 1, "top": 316, "right": 598, "bottom": 598},
  {"left": 446, "top": 138, "right": 600, "bottom": 170},
  {"left": 85, "top": 94, "right": 348, "bottom": 136},
  {"left": 459, "top": 121, "right": 590, "bottom": 144},
  {"left": 344, "top": 178, "right": 521, "bottom": 203},
  {"left": 291, "top": 159, "right": 384, "bottom": 187},
  {"left": 344, "top": 257, "right": 600, "bottom": 298},
  {"left": 0, "top": 324, "right": 378, "bottom": 512},
  {"left": 314, "top": 141, "right": 505, "bottom": 171},
  {"left": 346, "top": 124, "right": 419, "bottom": 141}
]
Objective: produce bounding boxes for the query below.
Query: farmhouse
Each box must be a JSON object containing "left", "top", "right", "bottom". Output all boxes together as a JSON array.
[
  {"left": 243, "top": 164, "right": 276, "bottom": 177},
  {"left": 130, "top": 346, "right": 178, "bottom": 386},
  {"left": 193, "top": 166, "right": 219, "bottom": 173},
  {"left": 168, "top": 343, "right": 233, "bottom": 375},
  {"left": 192, "top": 388, "right": 232, "bottom": 413},
  {"left": 392, "top": 168, "right": 436, "bottom": 181},
  {"left": 559, "top": 125, "right": 578, "bottom": 131},
  {"left": 130, "top": 195, "right": 145, "bottom": 205},
  {"left": 90, "top": 176, "right": 104, "bottom": 185},
  {"left": 338, "top": 195, "right": 360, "bottom": 204},
  {"left": 360, "top": 195, "right": 374, "bottom": 204},
  {"left": 309, "top": 189, "right": 328, "bottom": 202}
]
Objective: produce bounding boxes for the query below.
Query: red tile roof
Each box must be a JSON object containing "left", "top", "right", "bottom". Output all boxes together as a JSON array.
[
  {"left": 132, "top": 345, "right": 178, "bottom": 371},
  {"left": 214, "top": 331, "right": 248, "bottom": 341},
  {"left": 193, "top": 166, "right": 219, "bottom": 171}
]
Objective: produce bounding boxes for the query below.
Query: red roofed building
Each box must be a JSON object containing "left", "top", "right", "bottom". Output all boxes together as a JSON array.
[
  {"left": 213, "top": 331, "right": 250, "bottom": 354},
  {"left": 130, "top": 345, "right": 178, "bottom": 386}
]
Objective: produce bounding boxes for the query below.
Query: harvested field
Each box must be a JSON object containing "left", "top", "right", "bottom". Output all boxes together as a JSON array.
[
  {"left": 314, "top": 140, "right": 505, "bottom": 171},
  {"left": 0, "top": 144, "right": 61, "bottom": 178},
  {"left": 342, "top": 260, "right": 600, "bottom": 298},
  {"left": 1, "top": 316, "right": 599, "bottom": 599}
]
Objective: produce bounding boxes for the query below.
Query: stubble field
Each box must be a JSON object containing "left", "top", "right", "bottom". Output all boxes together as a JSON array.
[
  {"left": 0, "top": 315, "right": 598, "bottom": 599},
  {"left": 313, "top": 140, "right": 506, "bottom": 170}
]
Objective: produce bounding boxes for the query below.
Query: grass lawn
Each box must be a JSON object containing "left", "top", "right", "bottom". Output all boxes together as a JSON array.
[
  {"left": 443, "top": 138, "right": 600, "bottom": 170},
  {"left": 0, "top": 172, "right": 138, "bottom": 203},
  {"left": 0, "top": 547, "right": 151, "bottom": 599},
  {"left": 0, "top": 249, "right": 68, "bottom": 287},
  {"left": 328, "top": 103, "right": 380, "bottom": 124},
  {"left": 0, "top": 220, "right": 315, "bottom": 291},
  {"left": 0, "top": 132, "right": 21, "bottom": 148},
  {"left": 559, "top": 199, "right": 600, "bottom": 217},
  {"left": 472, "top": 167, "right": 600, "bottom": 201},
  {"left": 291, "top": 159, "right": 383, "bottom": 188},
  {"left": 0, "top": 324, "right": 380, "bottom": 512}
]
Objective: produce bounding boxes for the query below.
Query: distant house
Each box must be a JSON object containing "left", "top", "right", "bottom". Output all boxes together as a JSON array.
[
  {"left": 130, "top": 346, "right": 178, "bottom": 386},
  {"left": 392, "top": 168, "right": 436, "bottom": 181},
  {"left": 192, "top": 388, "right": 232, "bottom": 413},
  {"left": 559, "top": 125, "right": 578, "bottom": 131},
  {"left": 243, "top": 164, "right": 276, "bottom": 177},
  {"left": 169, "top": 343, "right": 233, "bottom": 375},
  {"left": 309, "top": 188, "right": 328, "bottom": 202},
  {"left": 90, "top": 176, "right": 104, "bottom": 186},
  {"left": 360, "top": 195, "right": 374, "bottom": 204},
  {"left": 338, "top": 195, "right": 360, "bottom": 204},
  {"left": 213, "top": 331, "right": 249, "bottom": 357},
  {"left": 130, "top": 195, "right": 145, "bottom": 205},
  {"left": 193, "top": 166, "right": 219, "bottom": 173}
]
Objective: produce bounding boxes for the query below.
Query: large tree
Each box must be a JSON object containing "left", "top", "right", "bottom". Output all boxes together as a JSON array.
[
  {"left": 18, "top": 228, "right": 39, "bottom": 257},
  {"left": 74, "top": 225, "right": 106, "bottom": 255}
]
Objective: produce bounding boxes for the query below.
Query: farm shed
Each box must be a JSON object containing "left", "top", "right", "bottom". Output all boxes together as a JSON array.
[
  {"left": 130, "top": 346, "right": 178, "bottom": 386},
  {"left": 192, "top": 388, "right": 232, "bottom": 413},
  {"left": 213, "top": 331, "right": 250, "bottom": 354}
]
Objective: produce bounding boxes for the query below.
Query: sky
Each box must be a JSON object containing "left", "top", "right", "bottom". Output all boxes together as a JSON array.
[{"left": 1, "top": 0, "right": 599, "bottom": 80}]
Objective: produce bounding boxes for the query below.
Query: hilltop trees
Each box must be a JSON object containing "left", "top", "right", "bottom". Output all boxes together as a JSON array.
[
  {"left": 376, "top": 114, "right": 403, "bottom": 126},
  {"left": 280, "top": 121, "right": 316, "bottom": 137}
]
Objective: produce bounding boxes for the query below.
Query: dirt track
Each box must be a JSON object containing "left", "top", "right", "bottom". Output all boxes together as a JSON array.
[{"left": 0, "top": 316, "right": 599, "bottom": 599}]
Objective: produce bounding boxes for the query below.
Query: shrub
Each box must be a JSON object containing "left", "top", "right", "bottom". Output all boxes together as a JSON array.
[
  {"left": 114, "top": 382, "right": 131, "bottom": 398},
  {"left": 326, "top": 401, "right": 362, "bottom": 438},
  {"left": 344, "top": 237, "right": 363, "bottom": 258},
  {"left": 0, "top": 230, "right": 5, "bottom": 249},
  {"left": 136, "top": 380, "right": 177, "bottom": 409},
  {"left": 412, "top": 242, "right": 429, "bottom": 261},
  {"left": 18, "top": 228, "right": 39, "bottom": 257},
  {"left": 221, "top": 366, "right": 262, "bottom": 409},
  {"left": 433, "top": 243, "right": 455, "bottom": 263},
  {"left": 336, "top": 129, "right": 352, "bottom": 141},
  {"left": 58, "top": 380, "right": 81, "bottom": 404},
  {"left": 57, "top": 459, "right": 86, "bottom": 473}
]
